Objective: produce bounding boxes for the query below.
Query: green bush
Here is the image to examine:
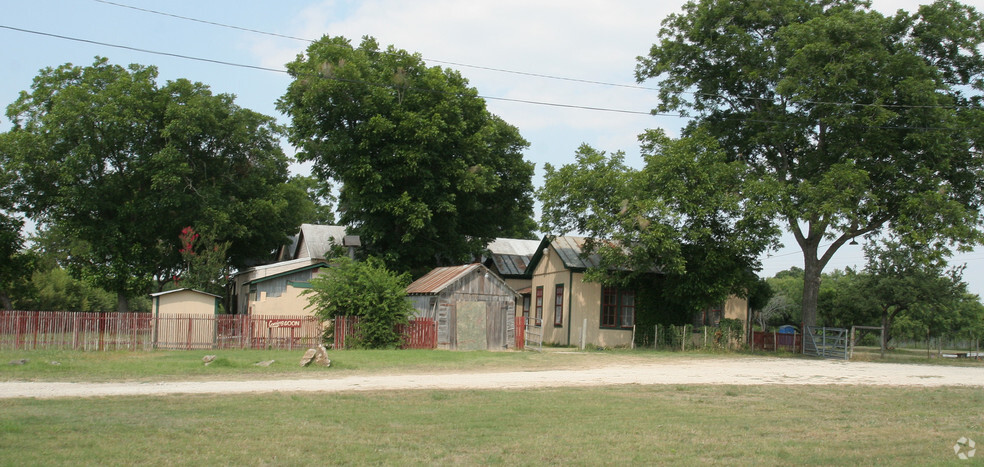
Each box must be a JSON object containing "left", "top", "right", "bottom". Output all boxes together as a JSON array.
[{"left": 303, "top": 256, "right": 414, "bottom": 349}]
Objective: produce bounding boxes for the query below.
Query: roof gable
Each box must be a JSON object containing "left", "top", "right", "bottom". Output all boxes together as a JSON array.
[
  {"left": 149, "top": 288, "right": 222, "bottom": 299},
  {"left": 523, "top": 236, "right": 603, "bottom": 275},
  {"left": 296, "top": 224, "right": 348, "bottom": 259},
  {"left": 407, "top": 263, "right": 517, "bottom": 297}
]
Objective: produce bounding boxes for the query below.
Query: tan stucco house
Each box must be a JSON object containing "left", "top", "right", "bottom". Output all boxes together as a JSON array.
[
  {"left": 525, "top": 236, "right": 749, "bottom": 348},
  {"left": 232, "top": 258, "right": 327, "bottom": 316}
]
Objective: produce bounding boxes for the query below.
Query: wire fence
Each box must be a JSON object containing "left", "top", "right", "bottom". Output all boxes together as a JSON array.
[{"left": 635, "top": 325, "right": 747, "bottom": 352}]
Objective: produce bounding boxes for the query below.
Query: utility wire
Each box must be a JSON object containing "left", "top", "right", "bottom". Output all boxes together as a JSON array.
[
  {"left": 0, "top": 24, "right": 978, "bottom": 129},
  {"left": 90, "top": 0, "right": 659, "bottom": 93},
  {"left": 0, "top": 24, "right": 659, "bottom": 117},
  {"left": 90, "top": 0, "right": 983, "bottom": 111}
]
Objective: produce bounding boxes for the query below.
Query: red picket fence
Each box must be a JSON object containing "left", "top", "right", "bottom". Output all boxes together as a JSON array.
[
  {"left": 332, "top": 316, "right": 437, "bottom": 349},
  {"left": 515, "top": 316, "right": 526, "bottom": 350},
  {"left": 0, "top": 311, "right": 321, "bottom": 351}
]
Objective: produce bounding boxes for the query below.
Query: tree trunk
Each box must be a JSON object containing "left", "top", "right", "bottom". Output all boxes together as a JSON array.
[
  {"left": 801, "top": 254, "right": 822, "bottom": 329},
  {"left": 0, "top": 291, "right": 12, "bottom": 310},
  {"left": 116, "top": 294, "right": 129, "bottom": 313},
  {"left": 880, "top": 309, "right": 890, "bottom": 353}
]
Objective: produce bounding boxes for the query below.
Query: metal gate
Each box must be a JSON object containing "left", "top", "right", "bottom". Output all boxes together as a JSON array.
[
  {"left": 523, "top": 317, "right": 543, "bottom": 351},
  {"left": 803, "top": 326, "right": 849, "bottom": 359}
]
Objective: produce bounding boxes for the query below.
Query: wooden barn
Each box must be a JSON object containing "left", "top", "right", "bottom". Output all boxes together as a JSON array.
[{"left": 407, "top": 264, "right": 519, "bottom": 350}]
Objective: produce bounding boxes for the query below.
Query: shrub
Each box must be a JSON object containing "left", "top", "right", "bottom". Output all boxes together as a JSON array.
[{"left": 303, "top": 256, "right": 414, "bottom": 349}]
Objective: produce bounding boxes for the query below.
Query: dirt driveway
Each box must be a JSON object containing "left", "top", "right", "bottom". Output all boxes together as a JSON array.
[{"left": 2, "top": 355, "right": 983, "bottom": 399}]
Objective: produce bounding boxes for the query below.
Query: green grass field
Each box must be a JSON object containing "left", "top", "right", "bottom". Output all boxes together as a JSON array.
[{"left": 1, "top": 349, "right": 981, "bottom": 465}]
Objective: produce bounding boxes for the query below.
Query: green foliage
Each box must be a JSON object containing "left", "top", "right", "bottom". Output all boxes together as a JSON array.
[
  {"left": 279, "top": 36, "right": 537, "bottom": 275},
  {"left": 637, "top": 0, "right": 984, "bottom": 328},
  {"left": 539, "top": 130, "right": 778, "bottom": 313},
  {"left": 859, "top": 238, "right": 971, "bottom": 345},
  {"left": 303, "top": 257, "right": 414, "bottom": 348},
  {"left": 5, "top": 251, "right": 150, "bottom": 312},
  {"left": 285, "top": 175, "right": 336, "bottom": 225},
  {"left": 175, "top": 226, "right": 230, "bottom": 296},
  {"left": 2, "top": 57, "right": 307, "bottom": 309}
]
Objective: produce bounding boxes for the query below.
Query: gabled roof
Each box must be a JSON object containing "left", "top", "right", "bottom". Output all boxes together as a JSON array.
[
  {"left": 485, "top": 237, "right": 541, "bottom": 277},
  {"left": 524, "top": 236, "right": 604, "bottom": 275},
  {"left": 275, "top": 234, "right": 300, "bottom": 261},
  {"left": 233, "top": 257, "right": 325, "bottom": 283},
  {"left": 407, "top": 264, "right": 484, "bottom": 295},
  {"left": 524, "top": 235, "right": 663, "bottom": 276},
  {"left": 149, "top": 288, "right": 222, "bottom": 299},
  {"left": 296, "top": 224, "right": 348, "bottom": 259},
  {"left": 406, "top": 263, "right": 517, "bottom": 297},
  {"left": 246, "top": 262, "right": 328, "bottom": 286}
]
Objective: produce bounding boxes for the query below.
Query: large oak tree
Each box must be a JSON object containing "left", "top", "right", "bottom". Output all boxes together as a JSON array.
[
  {"left": 637, "top": 0, "right": 984, "bottom": 327},
  {"left": 279, "top": 36, "right": 536, "bottom": 276},
  {"left": 2, "top": 58, "right": 309, "bottom": 311},
  {"left": 539, "top": 130, "right": 779, "bottom": 318}
]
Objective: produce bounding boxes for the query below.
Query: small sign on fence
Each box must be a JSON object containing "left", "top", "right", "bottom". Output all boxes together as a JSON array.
[{"left": 267, "top": 319, "right": 303, "bottom": 328}]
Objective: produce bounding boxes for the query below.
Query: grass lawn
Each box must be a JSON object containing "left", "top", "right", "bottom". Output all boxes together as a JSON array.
[
  {"left": 0, "top": 348, "right": 718, "bottom": 382},
  {"left": 1, "top": 349, "right": 982, "bottom": 464},
  {"left": 1, "top": 385, "right": 980, "bottom": 465}
]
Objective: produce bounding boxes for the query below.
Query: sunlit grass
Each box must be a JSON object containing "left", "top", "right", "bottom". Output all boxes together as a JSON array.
[{"left": 1, "top": 385, "right": 979, "bottom": 465}]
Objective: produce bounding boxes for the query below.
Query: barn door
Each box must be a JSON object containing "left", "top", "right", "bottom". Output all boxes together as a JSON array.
[{"left": 455, "top": 301, "right": 487, "bottom": 350}]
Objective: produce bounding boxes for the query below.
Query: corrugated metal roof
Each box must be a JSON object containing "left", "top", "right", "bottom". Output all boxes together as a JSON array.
[
  {"left": 552, "top": 236, "right": 603, "bottom": 270},
  {"left": 486, "top": 238, "right": 541, "bottom": 256},
  {"left": 406, "top": 264, "right": 483, "bottom": 295},
  {"left": 149, "top": 288, "right": 222, "bottom": 299},
  {"left": 486, "top": 238, "right": 541, "bottom": 276},
  {"left": 298, "top": 224, "right": 348, "bottom": 259}
]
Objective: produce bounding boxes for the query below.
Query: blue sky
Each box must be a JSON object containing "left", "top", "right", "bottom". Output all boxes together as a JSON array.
[{"left": 3, "top": 0, "right": 983, "bottom": 297}]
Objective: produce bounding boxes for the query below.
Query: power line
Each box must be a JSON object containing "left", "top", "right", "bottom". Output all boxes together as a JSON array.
[
  {"left": 1, "top": 24, "right": 979, "bottom": 130},
  {"left": 90, "top": 0, "right": 983, "bottom": 112},
  {"left": 0, "top": 24, "right": 659, "bottom": 117},
  {"left": 0, "top": 25, "right": 285, "bottom": 74},
  {"left": 90, "top": 0, "right": 660, "bottom": 94}
]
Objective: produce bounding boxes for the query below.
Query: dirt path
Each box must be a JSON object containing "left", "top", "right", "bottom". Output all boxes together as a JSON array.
[{"left": 3, "top": 356, "right": 983, "bottom": 399}]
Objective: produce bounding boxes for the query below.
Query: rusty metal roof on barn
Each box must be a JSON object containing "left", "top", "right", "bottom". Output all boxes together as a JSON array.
[
  {"left": 406, "top": 263, "right": 495, "bottom": 295},
  {"left": 485, "top": 238, "right": 541, "bottom": 277}
]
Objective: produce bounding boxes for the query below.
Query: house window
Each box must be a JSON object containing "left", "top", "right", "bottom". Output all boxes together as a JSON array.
[
  {"left": 601, "top": 286, "right": 635, "bottom": 329},
  {"left": 554, "top": 284, "right": 564, "bottom": 327},
  {"left": 534, "top": 286, "right": 543, "bottom": 326},
  {"left": 522, "top": 295, "right": 531, "bottom": 320}
]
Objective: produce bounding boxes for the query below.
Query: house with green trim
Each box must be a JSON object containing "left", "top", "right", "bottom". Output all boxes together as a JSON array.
[
  {"left": 232, "top": 258, "right": 328, "bottom": 316},
  {"left": 525, "top": 236, "right": 749, "bottom": 348}
]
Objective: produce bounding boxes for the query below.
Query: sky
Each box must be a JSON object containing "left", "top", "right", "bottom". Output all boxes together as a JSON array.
[{"left": 2, "top": 0, "right": 984, "bottom": 297}]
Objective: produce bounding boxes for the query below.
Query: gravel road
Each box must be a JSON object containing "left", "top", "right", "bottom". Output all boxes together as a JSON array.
[{"left": 2, "top": 356, "right": 983, "bottom": 399}]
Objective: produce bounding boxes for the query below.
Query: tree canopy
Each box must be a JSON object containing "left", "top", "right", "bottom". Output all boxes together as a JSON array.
[
  {"left": 637, "top": 0, "right": 984, "bottom": 327},
  {"left": 2, "top": 58, "right": 310, "bottom": 310},
  {"left": 279, "top": 36, "right": 537, "bottom": 276},
  {"left": 538, "top": 129, "right": 779, "bottom": 315}
]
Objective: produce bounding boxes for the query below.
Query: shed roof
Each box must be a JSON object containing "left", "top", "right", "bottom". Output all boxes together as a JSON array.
[
  {"left": 406, "top": 264, "right": 483, "bottom": 295},
  {"left": 149, "top": 288, "right": 222, "bottom": 299}
]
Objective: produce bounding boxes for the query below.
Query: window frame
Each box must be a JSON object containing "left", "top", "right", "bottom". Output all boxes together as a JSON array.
[
  {"left": 600, "top": 286, "right": 635, "bottom": 330},
  {"left": 553, "top": 284, "right": 564, "bottom": 327},
  {"left": 534, "top": 286, "right": 543, "bottom": 327}
]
